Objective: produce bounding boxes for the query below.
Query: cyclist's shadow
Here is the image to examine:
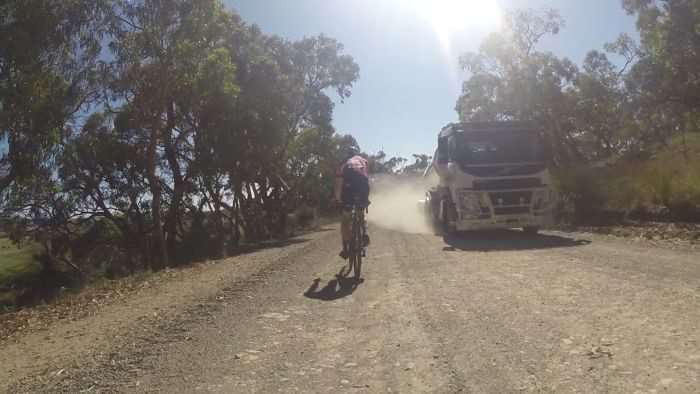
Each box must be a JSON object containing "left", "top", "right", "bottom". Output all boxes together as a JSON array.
[{"left": 303, "top": 268, "right": 363, "bottom": 301}]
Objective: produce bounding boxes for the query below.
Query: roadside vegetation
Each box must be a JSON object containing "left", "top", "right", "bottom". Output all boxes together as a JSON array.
[
  {"left": 555, "top": 134, "right": 700, "bottom": 225},
  {"left": 0, "top": 0, "right": 366, "bottom": 309},
  {"left": 454, "top": 2, "right": 700, "bottom": 226},
  {"left": 0, "top": 235, "right": 40, "bottom": 309}
]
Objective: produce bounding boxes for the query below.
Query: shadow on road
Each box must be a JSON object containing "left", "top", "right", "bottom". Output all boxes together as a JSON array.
[
  {"left": 227, "top": 227, "right": 336, "bottom": 258},
  {"left": 304, "top": 269, "right": 363, "bottom": 301},
  {"left": 294, "top": 226, "right": 336, "bottom": 237},
  {"left": 442, "top": 230, "right": 591, "bottom": 252},
  {"left": 230, "top": 238, "right": 311, "bottom": 257}
]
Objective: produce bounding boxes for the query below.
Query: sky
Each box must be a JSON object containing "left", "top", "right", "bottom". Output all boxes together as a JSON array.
[{"left": 226, "top": 0, "right": 638, "bottom": 159}]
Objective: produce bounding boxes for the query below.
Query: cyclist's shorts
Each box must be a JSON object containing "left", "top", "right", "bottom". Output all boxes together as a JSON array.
[
  {"left": 341, "top": 166, "right": 370, "bottom": 207},
  {"left": 341, "top": 208, "right": 364, "bottom": 223}
]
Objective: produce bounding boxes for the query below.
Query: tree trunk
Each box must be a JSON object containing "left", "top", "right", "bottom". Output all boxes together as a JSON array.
[
  {"left": 146, "top": 128, "right": 168, "bottom": 269},
  {"left": 205, "top": 180, "right": 226, "bottom": 259},
  {"left": 163, "top": 130, "right": 184, "bottom": 262},
  {"left": 245, "top": 183, "right": 260, "bottom": 240},
  {"left": 230, "top": 183, "right": 243, "bottom": 248},
  {"left": 230, "top": 203, "right": 240, "bottom": 249},
  {"left": 213, "top": 200, "right": 225, "bottom": 258},
  {"left": 130, "top": 204, "right": 149, "bottom": 269}
]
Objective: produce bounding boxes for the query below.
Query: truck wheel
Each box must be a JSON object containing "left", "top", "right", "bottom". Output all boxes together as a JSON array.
[
  {"left": 432, "top": 216, "right": 443, "bottom": 236},
  {"left": 442, "top": 219, "right": 456, "bottom": 236},
  {"left": 523, "top": 226, "right": 540, "bottom": 235},
  {"left": 428, "top": 212, "right": 442, "bottom": 235},
  {"left": 441, "top": 201, "right": 457, "bottom": 235}
]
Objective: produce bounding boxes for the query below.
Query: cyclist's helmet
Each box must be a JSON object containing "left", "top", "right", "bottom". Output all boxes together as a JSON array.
[{"left": 343, "top": 146, "right": 360, "bottom": 161}]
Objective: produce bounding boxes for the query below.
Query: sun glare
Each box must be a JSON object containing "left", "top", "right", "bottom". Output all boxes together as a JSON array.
[{"left": 412, "top": 0, "right": 502, "bottom": 46}]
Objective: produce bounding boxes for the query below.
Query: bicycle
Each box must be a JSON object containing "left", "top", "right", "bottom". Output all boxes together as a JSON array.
[{"left": 345, "top": 202, "right": 368, "bottom": 280}]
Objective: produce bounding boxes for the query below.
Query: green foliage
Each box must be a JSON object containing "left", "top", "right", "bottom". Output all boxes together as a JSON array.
[
  {"left": 292, "top": 205, "right": 317, "bottom": 229},
  {"left": 553, "top": 166, "right": 605, "bottom": 224},
  {"left": 623, "top": 0, "right": 700, "bottom": 111},
  {"left": 456, "top": 9, "right": 583, "bottom": 164},
  {"left": 635, "top": 134, "right": 700, "bottom": 220},
  {"left": 1, "top": 0, "right": 361, "bottom": 304},
  {"left": 0, "top": 236, "right": 41, "bottom": 309},
  {"left": 403, "top": 154, "right": 432, "bottom": 175},
  {"left": 366, "top": 151, "right": 407, "bottom": 175},
  {"left": 0, "top": 0, "right": 109, "bottom": 192},
  {"left": 456, "top": 6, "right": 693, "bottom": 165},
  {"left": 0, "top": 237, "right": 40, "bottom": 287}
]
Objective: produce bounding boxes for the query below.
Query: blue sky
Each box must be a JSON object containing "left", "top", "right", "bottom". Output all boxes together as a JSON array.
[{"left": 226, "top": 0, "right": 638, "bottom": 158}]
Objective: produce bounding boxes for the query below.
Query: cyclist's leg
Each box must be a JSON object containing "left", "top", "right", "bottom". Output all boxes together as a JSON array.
[
  {"left": 358, "top": 177, "right": 370, "bottom": 246},
  {"left": 339, "top": 175, "right": 353, "bottom": 258},
  {"left": 339, "top": 179, "right": 354, "bottom": 258},
  {"left": 341, "top": 209, "right": 351, "bottom": 243},
  {"left": 339, "top": 208, "right": 351, "bottom": 258}
]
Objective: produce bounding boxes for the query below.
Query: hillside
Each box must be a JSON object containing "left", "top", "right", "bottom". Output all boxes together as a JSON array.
[{"left": 556, "top": 132, "right": 700, "bottom": 225}]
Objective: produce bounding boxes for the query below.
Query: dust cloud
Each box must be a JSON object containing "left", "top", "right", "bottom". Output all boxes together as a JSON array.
[{"left": 367, "top": 175, "right": 437, "bottom": 234}]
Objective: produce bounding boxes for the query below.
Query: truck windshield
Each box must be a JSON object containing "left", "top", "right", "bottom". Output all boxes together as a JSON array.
[{"left": 450, "top": 131, "right": 544, "bottom": 165}]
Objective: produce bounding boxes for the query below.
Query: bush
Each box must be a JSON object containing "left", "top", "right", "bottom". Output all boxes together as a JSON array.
[
  {"left": 553, "top": 166, "right": 608, "bottom": 225},
  {"left": 178, "top": 211, "right": 212, "bottom": 263},
  {"left": 662, "top": 171, "right": 700, "bottom": 221},
  {"left": 292, "top": 205, "right": 317, "bottom": 229},
  {"left": 68, "top": 219, "right": 139, "bottom": 280},
  {"left": 555, "top": 133, "right": 700, "bottom": 225},
  {"left": 635, "top": 150, "right": 700, "bottom": 221}
]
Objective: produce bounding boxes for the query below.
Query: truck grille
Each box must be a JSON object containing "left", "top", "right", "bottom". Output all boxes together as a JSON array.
[
  {"left": 489, "top": 191, "right": 532, "bottom": 216},
  {"left": 489, "top": 191, "right": 532, "bottom": 206},
  {"left": 462, "top": 165, "right": 545, "bottom": 178},
  {"left": 473, "top": 178, "right": 542, "bottom": 190},
  {"left": 494, "top": 206, "right": 531, "bottom": 216}
]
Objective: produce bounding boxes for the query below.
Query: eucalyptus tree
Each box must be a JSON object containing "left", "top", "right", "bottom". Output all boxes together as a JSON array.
[{"left": 106, "top": 0, "right": 240, "bottom": 266}]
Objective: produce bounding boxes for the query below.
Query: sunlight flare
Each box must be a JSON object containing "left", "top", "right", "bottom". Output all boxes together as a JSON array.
[{"left": 412, "top": 0, "right": 503, "bottom": 48}]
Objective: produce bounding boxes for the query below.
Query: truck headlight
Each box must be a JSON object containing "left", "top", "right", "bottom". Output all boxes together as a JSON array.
[
  {"left": 462, "top": 194, "right": 480, "bottom": 212},
  {"left": 460, "top": 192, "right": 489, "bottom": 215},
  {"left": 533, "top": 188, "right": 556, "bottom": 210}
]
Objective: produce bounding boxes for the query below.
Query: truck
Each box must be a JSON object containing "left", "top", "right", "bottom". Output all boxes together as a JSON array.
[{"left": 423, "top": 121, "right": 556, "bottom": 235}]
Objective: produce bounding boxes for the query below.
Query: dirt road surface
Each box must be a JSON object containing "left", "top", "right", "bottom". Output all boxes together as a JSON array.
[{"left": 2, "top": 226, "right": 700, "bottom": 393}]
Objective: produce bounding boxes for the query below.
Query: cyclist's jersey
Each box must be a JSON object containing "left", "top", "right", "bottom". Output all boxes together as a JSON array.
[
  {"left": 337, "top": 155, "right": 369, "bottom": 206},
  {"left": 336, "top": 155, "right": 369, "bottom": 178}
]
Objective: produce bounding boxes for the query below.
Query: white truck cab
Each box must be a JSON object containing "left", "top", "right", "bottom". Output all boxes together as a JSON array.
[{"left": 424, "top": 122, "right": 556, "bottom": 234}]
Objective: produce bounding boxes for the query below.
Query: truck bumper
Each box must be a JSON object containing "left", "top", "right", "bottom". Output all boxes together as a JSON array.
[{"left": 454, "top": 214, "right": 552, "bottom": 232}]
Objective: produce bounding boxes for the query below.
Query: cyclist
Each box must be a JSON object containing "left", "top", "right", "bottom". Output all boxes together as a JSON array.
[{"left": 334, "top": 147, "right": 370, "bottom": 259}]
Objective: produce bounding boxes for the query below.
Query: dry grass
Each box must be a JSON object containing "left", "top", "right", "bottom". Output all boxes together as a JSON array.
[
  {"left": 0, "top": 237, "right": 40, "bottom": 287},
  {"left": 0, "top": 237, "right": 41, "bottom": 310},
  {"left": 556, "top": 133, "right": 700, "bottom": 223}
]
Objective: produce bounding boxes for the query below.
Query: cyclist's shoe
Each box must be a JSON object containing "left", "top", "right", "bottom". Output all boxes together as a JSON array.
[
  {"left": 362, "top": 234, "right": 370, "bottom": 247},
  {"left": 339, "top": 242, "right": 350, "bottom": 259}
]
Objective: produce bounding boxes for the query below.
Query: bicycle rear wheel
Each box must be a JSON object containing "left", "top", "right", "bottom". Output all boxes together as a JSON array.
[{"left": 352, "top": 217, "right": 362, "bottom": 279}]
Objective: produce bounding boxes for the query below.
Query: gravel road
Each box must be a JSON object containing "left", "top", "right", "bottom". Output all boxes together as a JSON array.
[{"left": 3, "top": 226, "right": 700, "bottom": 393}]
